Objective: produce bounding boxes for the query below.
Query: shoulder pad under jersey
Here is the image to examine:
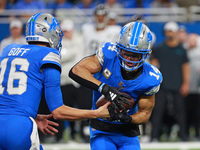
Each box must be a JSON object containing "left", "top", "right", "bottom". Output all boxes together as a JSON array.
[
  {"left": 39, "top": 47, "right": 61, "bottom": 70},
  {"left": 96, "top": 42, "right": 118, "bottom": 66}
]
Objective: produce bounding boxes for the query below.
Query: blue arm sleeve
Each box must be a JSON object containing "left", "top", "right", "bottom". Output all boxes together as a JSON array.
[{"left": 43, "top": 67, "right": 63, "bottom": 112}]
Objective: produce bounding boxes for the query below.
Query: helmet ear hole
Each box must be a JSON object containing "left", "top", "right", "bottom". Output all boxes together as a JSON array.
[{"left": 42, "top": 28, "right": 47, "bottom": 32}]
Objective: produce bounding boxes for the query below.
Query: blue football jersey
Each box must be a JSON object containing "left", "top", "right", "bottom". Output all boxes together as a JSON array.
[
  {"left": 94, "top": 42, "right": 162, "bottom": 124},
  {"left": 0, "top": 43, "right": 63, "bottom": 118}
]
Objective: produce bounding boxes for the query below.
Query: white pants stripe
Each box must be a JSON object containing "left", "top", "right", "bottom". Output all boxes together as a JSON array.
[{"left": 29, "top": 117, "right": 40, "bottom": 150}]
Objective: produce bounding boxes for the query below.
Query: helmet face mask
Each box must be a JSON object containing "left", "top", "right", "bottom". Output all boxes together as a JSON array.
[
  {"left": 26, "top": 13, "right": 63, "bottom": 51},
  {"left": 116, "top": 22, "right": 152, "bottom": 72}
]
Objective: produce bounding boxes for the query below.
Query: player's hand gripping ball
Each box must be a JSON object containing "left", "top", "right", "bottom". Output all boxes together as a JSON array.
[{"left": 96, "top": 92, "right": 135, "bottom": 110}]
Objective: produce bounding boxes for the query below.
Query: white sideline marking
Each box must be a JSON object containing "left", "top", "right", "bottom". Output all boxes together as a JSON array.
[{"left": 42, "top": 142, "right": 200, "bottom": 150}]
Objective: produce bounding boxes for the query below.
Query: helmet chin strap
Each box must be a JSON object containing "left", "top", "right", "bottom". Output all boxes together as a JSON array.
[
  {"left": 121, "top": 60, "right": 139, "bottom": 72},
  {"left": 58, "top": 43, "right": 62, "bottom": 52}
]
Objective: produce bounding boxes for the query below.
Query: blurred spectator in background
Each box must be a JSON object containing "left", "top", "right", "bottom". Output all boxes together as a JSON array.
[
  {"left": 9, "top": 0, "right": 46, "bottom": 18},
  {"left": 82, "top": 4, "right": 121, "bottom": 56},
  {"left": 0, "top": 0, "right": 7, "bottom": 18},
  {"left": 60, "top": 19, "right": 84, "bottom": 142},
  {"left": 6, "top": 0, "right": 18, "bottom": 9},
  {"left": 107, "top": 12, "right": 119, "bottom": 26},
  {"left": 175, "top": 0, "right": 199, "bottom": 8},
  {"left": 48, "top": 0, "right": 73, "bottom": 9},
  {"left": 151, "top": 0, "right": 179, "bottom": 8},
  {"left": 104, "top": 0, "right": 123, "bottom": 9},
  {"left": 0, "top": 18, "right": 26, "bottom": 54},
  {"left": 75, "top": 0, "right": 96, "bottom": 9},
  {"left": 0, "top": 0, "right": 6, "bottom": 10},
  {"left": 150, "top": 21, "right": 189, "bottom": 142},
  {"left": 183, "top": 33, "right": 200, "bottom": 140},
  {"left": 124, "top": 0, "right": 152, "bottom": 8},
  {"left": 177, "top": 25, "right": 188, "bottom": 45},
  {"left": 11, "top": 0, "right": 46, "bottom": 10}
]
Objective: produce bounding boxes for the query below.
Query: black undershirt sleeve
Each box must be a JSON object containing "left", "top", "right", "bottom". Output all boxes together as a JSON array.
[{"left": 68, "top": 68, "right": 99, "bottom": 91}]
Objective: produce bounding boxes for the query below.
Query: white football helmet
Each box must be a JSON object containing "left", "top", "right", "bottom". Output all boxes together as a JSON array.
[
  {"left": 94, "top": 4, "right": 109, "bottom": 29},
  {"left": 116, "top": 22, "right": 152, "bottom": 71},
  {"left": 26, "top": 13, "right": 63, "bottom": 51}
]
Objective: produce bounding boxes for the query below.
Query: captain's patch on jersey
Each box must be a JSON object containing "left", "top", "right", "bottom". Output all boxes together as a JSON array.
[{"left": 103, "top": 68, "right": 112, "bottom": 79}]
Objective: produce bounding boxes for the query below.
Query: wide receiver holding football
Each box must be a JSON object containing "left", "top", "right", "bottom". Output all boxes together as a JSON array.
[{"left": 69, "top": 22, "right": 162, "bottom": 150}]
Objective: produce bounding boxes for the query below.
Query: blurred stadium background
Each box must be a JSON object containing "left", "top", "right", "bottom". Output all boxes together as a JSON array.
[
  {"left": 2, "top": 7, "right": 200, "bottom": 44},
  {"left": 1, "top": 0, "right": 200, "bottom": 149},
  {"left": 2, "top": 0, "right": 200, "bottom": 45}
]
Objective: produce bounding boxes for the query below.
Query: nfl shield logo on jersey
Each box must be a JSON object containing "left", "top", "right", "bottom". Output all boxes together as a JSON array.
[{"left": 118, "top": 81, "right": 124, "bottom": 86}]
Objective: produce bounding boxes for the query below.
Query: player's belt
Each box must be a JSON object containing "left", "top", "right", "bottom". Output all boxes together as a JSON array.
[{"left": 89, "top": 119, "right": 140, "bottom": 137}]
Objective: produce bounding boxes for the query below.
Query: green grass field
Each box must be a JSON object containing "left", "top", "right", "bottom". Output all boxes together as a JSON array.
[{"left": 42, "top": 143, "right": 200, "bottom": 150}]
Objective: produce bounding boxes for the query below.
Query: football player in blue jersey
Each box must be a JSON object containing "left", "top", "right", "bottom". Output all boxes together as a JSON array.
[
  {"left": 0, "top": 13, "right": 110, "bottom": 150},
  {"left": 69, "top": 22, "right": 163, "bottom": 150}
]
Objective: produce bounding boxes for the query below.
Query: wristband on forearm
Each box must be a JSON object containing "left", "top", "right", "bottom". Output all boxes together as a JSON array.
[
  {"left": 98, "top": 83, "right": 110, "bottom": 95},
  {"left": 98, "top": 83, "right": 105, "bottom": 93}
]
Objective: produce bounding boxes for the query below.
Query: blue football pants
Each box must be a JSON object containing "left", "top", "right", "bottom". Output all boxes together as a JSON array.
[
  {"left": 90, "top": 127, "right": 141, "bottom": 150},
  {"left": 0, "top": 115, "right": 43, "bottom": 150}
]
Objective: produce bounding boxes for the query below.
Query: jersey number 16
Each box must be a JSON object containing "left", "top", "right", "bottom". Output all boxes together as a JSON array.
[{"left": 0, "top": 58, "right": 29, "bottom": 95}]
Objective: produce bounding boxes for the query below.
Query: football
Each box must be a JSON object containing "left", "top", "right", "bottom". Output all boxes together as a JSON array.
[{"left": 96, "top": 92, "right": 135, "bottom": 110}]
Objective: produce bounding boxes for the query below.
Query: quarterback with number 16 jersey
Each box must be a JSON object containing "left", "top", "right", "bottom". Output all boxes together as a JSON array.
[
  {"left": 0, "top": 43, "right": 63, "bottom": 149},
  {"left": 0, "top": 13, "right": 111, "bottom": 150},
  {"left": 0, "top": 12, "right": 65, "bottom": 150},
  {"left": 0, "top": 44, "right": 62, "bottom": 118}
]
